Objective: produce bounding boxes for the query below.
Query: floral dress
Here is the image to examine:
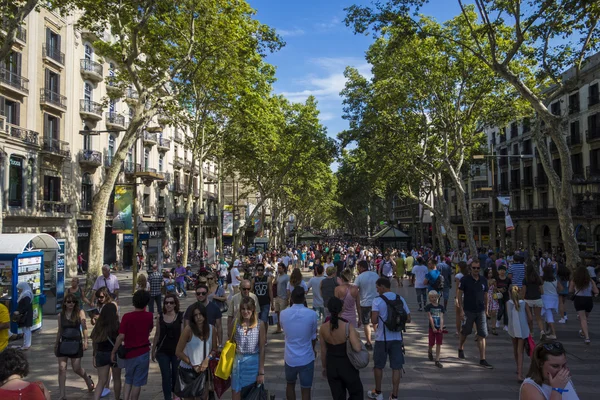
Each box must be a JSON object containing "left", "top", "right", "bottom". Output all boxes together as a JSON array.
[{"left": 488, "top": 283, "right": 499, "bottom": 312}]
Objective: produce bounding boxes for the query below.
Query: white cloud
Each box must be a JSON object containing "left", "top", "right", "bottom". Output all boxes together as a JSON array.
[
  {"left": 315, "top": 16, "right": 341, "bottom": 31},
  {"left": 277, "top": 28, "right": 305, "bottom": 37},
  {"left": 319, "top": 112, "right": 336, "bottom": 121}
]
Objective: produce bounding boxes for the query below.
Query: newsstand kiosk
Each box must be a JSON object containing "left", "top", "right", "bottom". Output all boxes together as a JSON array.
[{"left": 0, "top": 233, "right": 61, "bottom": 333}]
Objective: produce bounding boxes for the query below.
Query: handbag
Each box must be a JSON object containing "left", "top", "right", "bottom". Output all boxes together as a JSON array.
[
  {"left": 214, "top": 318, "right": 237, "bottom": 380},
  {"left": 175, "top": 333, "right": 208, "bottom": 398},
  {"left": 568, "top": 289, "right": 580, "bottom": 302},
  {"left": 345, "top": 323, "right": 369, "bottom": 369},
  {"left": 58, "top": 327, "right": 81, "bottom": 356},
  {"left": 213, "top": 299, "right": 228, "bottom": 314},
  {"left": 241, "top": 383, "right": 269, "bottom": 400},
  {"left": 525, "top": 334, "right": 535, "bottom": 358},
  {"left": 209, "top": 351, "right": 231, "bottom": 399}
]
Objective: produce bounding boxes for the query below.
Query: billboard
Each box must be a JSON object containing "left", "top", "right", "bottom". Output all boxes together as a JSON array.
[
  {"left": 223, "top": 205, "right": 233, "bottom": 236},
  {"left": 497, "top": 196, "right": 514, "bottom": 232},
  {"left": 113, "top": 185, "right": 133, "bottom": 234}
]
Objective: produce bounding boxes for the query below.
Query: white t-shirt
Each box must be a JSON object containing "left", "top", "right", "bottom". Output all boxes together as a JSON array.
[
  {"left": 372, "top": 292, "right": 410, "bottom": 342},
  {"left": 218, "top": 262, "right": 228, "bottom": 277},
  {"left": 413, "top": 264, "right": 429, "bottom": 289},
  {"left": 282, "top": 256, "right": 291, "bottom": 267},
  {"left": 307, "top": 276, "right": 326, "bottom": 308},
  {"left": 587, "top": 266, "right": 597, "bottom": 278},
  {"left": 354, "top": 271, "right": 379, "bottom": 307},
  {"left": 233, "top": 259, "right": 242, "bottom": 268},
  {"left": 230, "top": 267, "right": 241, "bottom": 286}
]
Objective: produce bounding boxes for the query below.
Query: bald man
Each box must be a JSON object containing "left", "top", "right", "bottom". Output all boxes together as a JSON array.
[{"left": 227, "top": 279, "right": 259, "bottom": 335}]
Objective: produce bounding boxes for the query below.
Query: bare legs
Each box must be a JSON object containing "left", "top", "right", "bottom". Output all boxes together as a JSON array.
[
  {"left": 512, "top": 338, "right": 525, "bottom": 381},
  {"left": 578, "top": 310, "right": 591, "bottom": 341}
]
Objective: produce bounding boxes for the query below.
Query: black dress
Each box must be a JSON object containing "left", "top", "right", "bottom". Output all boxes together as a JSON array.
[
  {"left": 55, "top": 313, "right": 84, "bottom": 358},
  {"left": 325, "top": 340, "right": 364, "bottom": 400},
  {"left": 16, "top": 296, "right": 33, "bottom": 328}
]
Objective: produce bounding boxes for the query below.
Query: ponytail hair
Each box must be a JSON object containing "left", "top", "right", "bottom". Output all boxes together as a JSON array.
[{"left": 327, "top": 296, "right": 343, "bottom": 331}]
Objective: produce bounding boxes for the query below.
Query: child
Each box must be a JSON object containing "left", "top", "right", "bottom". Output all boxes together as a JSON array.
[
  {"left": 507, "top": 286, "right": 529, "bottom": 383},
  {"left": 425, "top": 290, "right": 445, "bottom": 368},
  {"left": 487, "top": 271, "right": 499, "bottom": 335}
]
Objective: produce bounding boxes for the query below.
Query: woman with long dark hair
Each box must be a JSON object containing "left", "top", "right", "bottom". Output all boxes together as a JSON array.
[
  {"left": 54, "top": 293, "right": 94, "bottom": 399},
  {"left": 152, "top": 293, "right": 183, "bottom": 400},
  {"left": 175, "top": 303, "right": 217, "bottom": 400},
  {"left": 570, "top": 265, "right": 599, "bottom": 344},
  {"left": 521, "top": 261, "right": 545, "bottom": 339},
  {"left": 90, "top": 303, "right": 122, "bottom": 400},
  {"left": 320, "top": 297, "right": 363, "bottom": 399},
  {"left": 335, "top": 269, "right": 360, "bottom": 328}
]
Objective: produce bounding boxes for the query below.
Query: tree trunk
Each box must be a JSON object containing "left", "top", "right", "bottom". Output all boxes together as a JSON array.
[
  {"left": 87, "top": 112, "right": 146, "bottom": 288},
  {"left": 447, "top": 165, "right": 478, "bottom": 257},
  {"left": 217, "top": 158, "right": 223, "bottom": 259},
  {"left": 181, "top": 175, "right": 194, "bottom": 268}
]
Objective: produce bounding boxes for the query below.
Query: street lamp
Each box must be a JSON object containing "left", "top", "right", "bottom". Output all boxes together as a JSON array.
[{"left": 199, "top": 208, "right": 206, "bottom": 267}]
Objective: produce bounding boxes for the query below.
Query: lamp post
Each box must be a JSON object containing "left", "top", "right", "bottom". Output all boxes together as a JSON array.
[
  {"left": 472, "top": 153, "right": 534, "bottom": 252},
  {"left": 199, "top": 208, "right": 206, "bottom": 267}
]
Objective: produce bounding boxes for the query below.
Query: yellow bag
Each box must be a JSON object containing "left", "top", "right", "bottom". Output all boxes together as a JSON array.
[{"left": 215, "top": 319, "right": 237, "bottom": 380}]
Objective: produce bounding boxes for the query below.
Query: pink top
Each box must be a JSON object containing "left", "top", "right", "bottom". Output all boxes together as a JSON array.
[{"left": 340, "top": 286, "right": 357, "bottom": 328}]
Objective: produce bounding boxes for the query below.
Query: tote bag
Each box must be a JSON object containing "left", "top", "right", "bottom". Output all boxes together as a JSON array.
[
  {"left": 215, "top": 318, "right": 237, "bottom": 380},
  {"left": 345, "top": 323, "right": 369, "bottom": 369}
]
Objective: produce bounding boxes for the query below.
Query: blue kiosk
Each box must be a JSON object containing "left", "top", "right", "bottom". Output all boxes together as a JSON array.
[{"left": 0, "top": 233, "right": 62, "bottom": 333}]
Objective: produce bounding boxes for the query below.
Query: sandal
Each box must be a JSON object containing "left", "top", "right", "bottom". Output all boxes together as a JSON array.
[{"left": 87, "top": 375, "right": 95, "bottom": 392}]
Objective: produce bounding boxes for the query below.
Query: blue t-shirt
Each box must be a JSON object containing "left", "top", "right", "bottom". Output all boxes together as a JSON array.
[{"left": 425, "top": 270, "right": 441, "bottom": 292}]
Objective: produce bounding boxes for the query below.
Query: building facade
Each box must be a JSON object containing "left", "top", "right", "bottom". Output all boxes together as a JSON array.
[{"left": 0, "top": 8, "right": 219, "bottom": 275}]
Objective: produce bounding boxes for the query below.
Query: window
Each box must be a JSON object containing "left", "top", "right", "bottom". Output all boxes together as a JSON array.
[
  {"left": 43, "top": 176, "right": 61, "bottom": 201},
  {"left": 109, "top": 99, "right": 116, "bottom": 113},
  {"left": 82, "top": 125, "right": 91, "bottom": 150},
  {"left": 552, "top": 159, "right": 562, "bottom": 178},
  {"left": 1, "top": 51, "right": 23, "bottom": 77},
  {"left": 569, "top": 92, "right": 580, "bottom": 114},
  {"left": 127, "top": 148, "right": 133, "bottom": 164},
  {"left": 540, "top": 192, "right": 549, "bottom": 209},
  {"left": 158, "top": 196, "right": 165, "bottom": 216},
  {"left": 590, "top": 148, "right": 600, "bottom": 172},
  {"left": 159, "top": 154, "right": 164, "bottom": 172},
  {"left": 523, "top": 139, "right": 532, "bottom": 154},
  {"left": 1, "top": 97, "right": 20, "bottom": 125},
  {"left": 143, "top": 194, "right": 150, "bottom": 215},
  {"left": 81, "top": 173, "right": 93, "bottom": 211},
  {"left": 8, "top": 156, "right": 24, "bottom": 207},
  {"left": 589, "top": 113, "right": 600, "bottom": 135},
  {"left": 571, "top": 153, "right": 583, "bottom": 175},
  {"left": 44, "top": 113, "right": 60, "bottom": 140},
  {"left": 27, "top": 158, "right": 34, "bottom": 207},
  {"left": 522, "top": 118, "right": 531, "bottom": 133},
  {"left": 84, "top": 44, "right": 93, "bottom": 61},
  {"left": 570, "top": 120, "right": 580, "bottom": 144},
  {"left": 174, "top": 145, "right": 178, "bottom": 157},
  {"left": 144, "top": 148, "right": 149, "bottom": 170},
  {"left": 550, "top": 102, "right": 561, "bottom": 116},
  {"left": 510, "top": 122, "right": 518, "bottom": 138},
  {"left": 109, "top": 62, "right": 115, "bottom": 77},
  {"left": 108, "top": 135, "right": 115, "bottom": 159},
  {"left": 526, "top": 194, "right": 534, "bottom": 210},
  {"left": 44, "top": 69, "right": 60, "bottom": 94},
  {"left": 589, "top": 83, "right": 599, "bottom": 106},
  {"left": 84, "top": 82, "right": 92, "bottom": 101}
]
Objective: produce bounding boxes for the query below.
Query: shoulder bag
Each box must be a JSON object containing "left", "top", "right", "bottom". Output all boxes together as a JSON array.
[
  {"left": 568, "top": 289, "right": 580, "bottom": 302},
  {"left": 174, "top": 327, "right": 209, "bottom": 398},
  {"left": 215, "top": 318, "right": 237, "bottom": 380},
  {"left": 58, "top": 326, "right": 81, "bottom": 356},
  {"left": 345, "top": 322, "right": 369, "bottom": 369}
]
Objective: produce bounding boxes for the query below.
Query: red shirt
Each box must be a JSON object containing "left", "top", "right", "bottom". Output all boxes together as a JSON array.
[
  {"left": 119, "top": 310, "right": 153, "bottom": 359},
  {"left": 0, "top": 382, "right": 46, "bottom": 399}
]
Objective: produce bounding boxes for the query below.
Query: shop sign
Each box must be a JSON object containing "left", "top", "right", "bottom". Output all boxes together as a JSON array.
[{"left": 124, "top": 234, "right": 133, "bottom": 243}]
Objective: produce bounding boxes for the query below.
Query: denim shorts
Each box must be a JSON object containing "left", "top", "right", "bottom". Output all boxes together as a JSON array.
[
  {"left": 360, "top": 306, "right": 372, "bottom": 325},
  {"left": 285, "top": 360, "right": 314, "bottom": 388},
  {"left": 258, "top": 304, "right": 270, "bottom": 324},
  {"left": 373, "top": 340, "right": 404, "bottom": 370},
  {"left": 461, "top": 310, "right": 488, "bottom": 338},
  {"left": 124, "top": 351, "right": 150, "bottom": 387},
  {"left": 441, "top": 287, "right": 450, "bottom": 301}
]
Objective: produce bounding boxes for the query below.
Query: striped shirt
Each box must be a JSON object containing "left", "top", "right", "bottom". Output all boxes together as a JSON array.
[{"left": 508, "top": 263, "right": 525, "bottom": 288}]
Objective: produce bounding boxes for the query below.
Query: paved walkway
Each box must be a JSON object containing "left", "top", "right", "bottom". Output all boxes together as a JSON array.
[{"left": 14, "top": 271, "right": 600, "bottom": 399}]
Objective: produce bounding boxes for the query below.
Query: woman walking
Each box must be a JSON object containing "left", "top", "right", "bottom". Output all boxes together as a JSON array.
[
  {"left": 12, "top": 282, "right": 34, "bottom": 350},
  {"left": 521, "top": 262, "right": 545, "bottom": 339},
  {"left": 454, "top": 261, "right": 467, "bottom": 335},
  {"left": 319, "top": 297, "right": 363, "bottom": 400},
  {"left": 152, "top": 294, "right": 183, "bottom": 400},
  {"left": 507, "top": 286, "right": 529, "bottom": 383},
  {"left": 230, "top": 297, "right": 266, "bottom": 400},
  {"left": 175, "top": 303, "right": 217, "bottom": 400},
  {"left": 206, "top": 273, "right": 227, "bottom": 304},
  {"left": 90, "top": 303, "right": 122, "bottom": 400},
  {"left": 66, "top": 277, "right": 92, "bottom": 308},
  {"left": 556, "top": 265, "right": 571, "bottom": 324},
  {"left": 540, "top": 266, "right": 560, "bottom": 339},
  {"left": 54, "top": 293, "right": 95, "bottom": 399},
  {"left": 570, "top": 265, "right": 599, "bottom": 344},
  {"left": 335, "top": 269, "right": 361, "bottom": 328},
  {"left": 287, "top": 268, "right": 308, "bottom": 298}
]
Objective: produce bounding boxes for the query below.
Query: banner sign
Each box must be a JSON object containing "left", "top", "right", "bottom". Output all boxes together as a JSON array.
[
  {"left": 113, "top": 185, "right": 133, "bottom": 234},
  {"left": 223, "top": 205, "right": 233, "bottom": 236},
  {"left": 497, "top": 196, "right": 514, "bottom": 232}
]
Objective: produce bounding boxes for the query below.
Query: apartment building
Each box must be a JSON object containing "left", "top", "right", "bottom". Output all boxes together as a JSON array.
[
  {"left": 447, "top": 52, "right": 600, "bottom": 254},
  {"left": 0, "top": 8, "right": 219, "bottom": 273}
]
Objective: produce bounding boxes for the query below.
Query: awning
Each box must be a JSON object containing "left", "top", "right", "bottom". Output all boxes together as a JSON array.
[{"left": 0, "top": 233, "right": 60, "bottom": 255}]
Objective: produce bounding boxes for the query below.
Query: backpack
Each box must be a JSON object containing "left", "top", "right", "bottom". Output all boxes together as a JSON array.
[
  {"left": 431, "top": 274, "right": 444, "bottom": 290},
  {"left": 379, "top": 294, "right": 408, "bottom": 333}
]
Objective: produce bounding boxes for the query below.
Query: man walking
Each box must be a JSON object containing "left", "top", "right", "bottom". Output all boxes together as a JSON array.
[
  {"left": 147, "top": 264, "right": 163, "bottom": 316},
  {"left": 92, "top": 264, "right": 120, "bottom": 303},
  {"left": 508, "top": 253, "right": 526, "bottom": 288},
  {"left": 457, "top": 260, "right": 493, "bottom": 369},
  {"left": 412, "top": 258, "right": 428, "bottom": 311},
  {"left": 227, "top": 280, "right": 259, "bottom": 335},
  {"left": 174, "top": 263, "right": 187, "bottom": 298},
  {"left": 437, "top": 257, "right": 453, "bottom": 310},
  {"left": 280, "top": 287, "right": 318, "bottom": 400},
  {"left": 306, "top": 264, "right": 326, "bottom": 321},
  {"left": 368, "top": 278, "right": 410, "bottom": 400},
  {"left": 252, "top": 263, "right": 273, "bottom": 335},
  {"left": 354, "top": 260, "right": 379, "bottom": 350},
  {"left": 272, "top": 263, "right": 289, "bottom": 334}
]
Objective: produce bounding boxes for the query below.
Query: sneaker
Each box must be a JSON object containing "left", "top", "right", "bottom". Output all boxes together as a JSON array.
[
  {"left": 546, "top": 334, "right": 557, "bottom": 340},
  {"left": 579, "top": 330, "right": 585, "bottom": 339},
  {"left": 435, "top": 361, "right": 443, "bottom": 368},
  {"left": 428, "top": 351, "right": 433, "bottom": 361},
  {"left": 365, "top": 343, "right": 373, "bottom": 351},
  {"left": 564, "top": 314, "right": 568, "bottom": 321},
  {"left": 367, "top": 390, "right": 383, "bottom": 400},
  {"left": 458, "top": 349, "right": 465, "bottom": 359},
  {"left": 503, "top": 325, "right": 509, "bottom": 332},
  {"left": 479, "top": 359, "right": 494, "bottom": 369},
  {"left": 101, "top": 388, "right": 111, "bottom": 398},
  {"left": 418, "top": 306, "right": 423, "bottom": 312},
  {"left": 495, "top": 320, "right": 502, "bottom": 328},
  {"left": 558, "top": 318, "right": 566, "bottom": 324}
]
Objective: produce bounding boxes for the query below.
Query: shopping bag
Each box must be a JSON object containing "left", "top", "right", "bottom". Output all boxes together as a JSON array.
[
  {"left": 268, "top": 313, "right": 278, "bottom": 326},
  {"left": 525, "top": 334, "right": 535, "bottom": 358},
  {"left": 241, "top": 383, "right": 269, "bottom": 400},
  {"left": 174, "top": 366, "right": 207, "bottom": 398},
  {"left": 215, "top": 318, "right": 237, "bottom": 380},
  {"left": 209, "top": 352, "right": 231, "bottom": 399}
]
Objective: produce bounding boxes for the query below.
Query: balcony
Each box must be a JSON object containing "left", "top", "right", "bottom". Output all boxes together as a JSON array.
[
  {"left": 572, "top": 171, "right": 586, "bottom": 182},
  {"left": 587, "top": 166, "right": 600, "bottom": 183},
  {"left": 586, "top": 128, "right": 600, "bottom": 143},
  {"left": 106, "top": 112, "right": 127, "bottom": 131},
  {"left": 173, "top": 156, "right": 183, "bottom": 169},
  {"left": 535, "top": 175, "right": 548, "bottom": 187},
  {"left": 42, "top": 44, "right": 64, "bottom": 67},
  {"left": 8, "top": 125, "right": 39, "bottom": 146},
  {"left": 0, "top": 67, "right": 29, "bottom": 96},
  {"left": 78, "top": 149, "right": 102, "bottom": 169},
  {"left": 1, "top": 19, "right": 26, "bottom": 44},
  {"left": 510, "top": 180, "right": 521, "bottom": 191},
  {"left": 125, "top": 87, "right": 138, "bottom": 103},
  {"left": 172, "top": 181, "right": 185, "bottom": 194},
  {"left": 146, "top": 122, "right": 162, "bottom": 132},
  {"left": 157, "top": 138, "right": 171, "bottom": 151},
  {"left": 42, "top": 137, "right": 70, "bottom": 158},
  {"left": 568, "top": 131, "right": 581, "bottom": 146},
  {"left": 183, "top": 159, "right": 192, "bottom": 172},
  {"left": 124, "top": 162, "right": 141, "bottom": 176},
  {"left": 157, "top": 172, "right": 170, "bottom": 189},
  {"left": 174, "top": 130, "right": 184, "bottom": 144},
  {"left": 169, "top": 213, "right": 185, "bottom": 225},
  {"left": 157, "top": 112, "right": 170, "bottom": 126},
  {"left": 37, "top": 200, "right": 72, "bottom": 216},
  {"left": 40, "top": 88, "right": 67, "bottom": 112},
  {"left": 204, "top": 168, "right": 218, "bottom": 181},
  {"left": 79, "top": 99, "right": 103, "bottom": 121},
  {"left": 143, "top": 131, "right": 157, "bottom": 146},
  {"left": 80, "top": 59, "right": 103, "bottom": 82},
  {"left": 105, "top": 76, "right": 120, "bottom": 95},
  {"left": 521, "top": 178, "right": 534, "bottom": 189}
]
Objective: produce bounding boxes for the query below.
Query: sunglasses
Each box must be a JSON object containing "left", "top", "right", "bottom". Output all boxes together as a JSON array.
[
  {"left": 257, "top": 269, "right": 264, "bottom": 272},
  {"left": 241, "top": 288, "right": 251, "bottom": 291},
  {"left": 164, "top": 301, "right": 175, "bottom": 305},
  {"left": 65, "top": 300, "right": 76, "bottom": 304},
  {"left": 471, "top": 267, "right": 480, "bottom": 270},
  {"left": 542, "top": 342, "right": 564, "bottom": 352},
  {"left": 196, "top": 292, "right": 207, "bottom": 296}
]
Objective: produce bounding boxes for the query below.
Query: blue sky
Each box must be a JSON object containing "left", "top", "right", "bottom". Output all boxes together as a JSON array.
[{"left": 249, "top": 0, "right": 464, "bottom": 145}]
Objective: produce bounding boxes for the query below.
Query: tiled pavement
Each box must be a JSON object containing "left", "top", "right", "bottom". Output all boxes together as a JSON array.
[{"left": 14, "top": 271, "right": 599, "bottom": 399}]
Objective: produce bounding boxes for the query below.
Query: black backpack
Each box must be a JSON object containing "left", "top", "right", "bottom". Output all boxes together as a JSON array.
[
  {"left": 379, "top": 294, "right": 408, "bottom": 332},
  {"left": 432, "top": 274, "right": 445, "bottom": 290}
]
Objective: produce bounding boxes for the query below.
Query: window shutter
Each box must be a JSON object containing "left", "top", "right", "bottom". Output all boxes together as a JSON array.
[
  {"left": 45, "top": 68, "right": 49, "bottom": 91},
  {"left": 44, "top": 113, "right": 49, "bottom": 139},
  {"left": 56, "top": 33, "right": 61, "bottom": 52},
  {"left": 15, "top": 102, "right": 20, "bottom": 126},
  {"left": 0, "top": 96, "right": 5, "bottom": 117},
  {"left": 56, "top": 73, "right": 61, "bottom": 95}
]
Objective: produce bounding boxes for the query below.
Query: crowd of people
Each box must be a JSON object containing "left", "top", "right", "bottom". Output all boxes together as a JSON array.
[{"left": 0, "top": 242, "right": 598, "bottom": 399}]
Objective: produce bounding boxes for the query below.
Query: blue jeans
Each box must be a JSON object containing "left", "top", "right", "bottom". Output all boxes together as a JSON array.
[
  {"left": 149, "top": 294, "right": 162, "bottom": 315},
  {"left": 258, "top": 304, "right": 270, "bottom": 324},
  {"left": 176, "top": 281, "right": 187, "bottom": 296},
  {"left": 156, "top": 352, "right": 178, "bottom": 400},
  {"left": 415, "top": 288, "right": 427, "bottom": 307}
]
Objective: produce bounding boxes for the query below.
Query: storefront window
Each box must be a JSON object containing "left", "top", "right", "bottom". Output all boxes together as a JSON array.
[{"left": 8, "top": 155, "right": 24, "bottom": 207}]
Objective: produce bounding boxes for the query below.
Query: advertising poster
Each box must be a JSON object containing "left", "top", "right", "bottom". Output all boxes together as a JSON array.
[
  {"left": 223, "top": 205, "right": 233, "bottom": 236},
  {"left": 56, "top": 239, "right": 66, "bottom": 311},
  {"left": 18, "top": 256, "right": 43, "bottom": 331},
  {"left": 497, "top": 196, "right": 515, "bottom": 232},
  {"left": 113, "top": 185, "right": 133, "bottom": 234}
]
